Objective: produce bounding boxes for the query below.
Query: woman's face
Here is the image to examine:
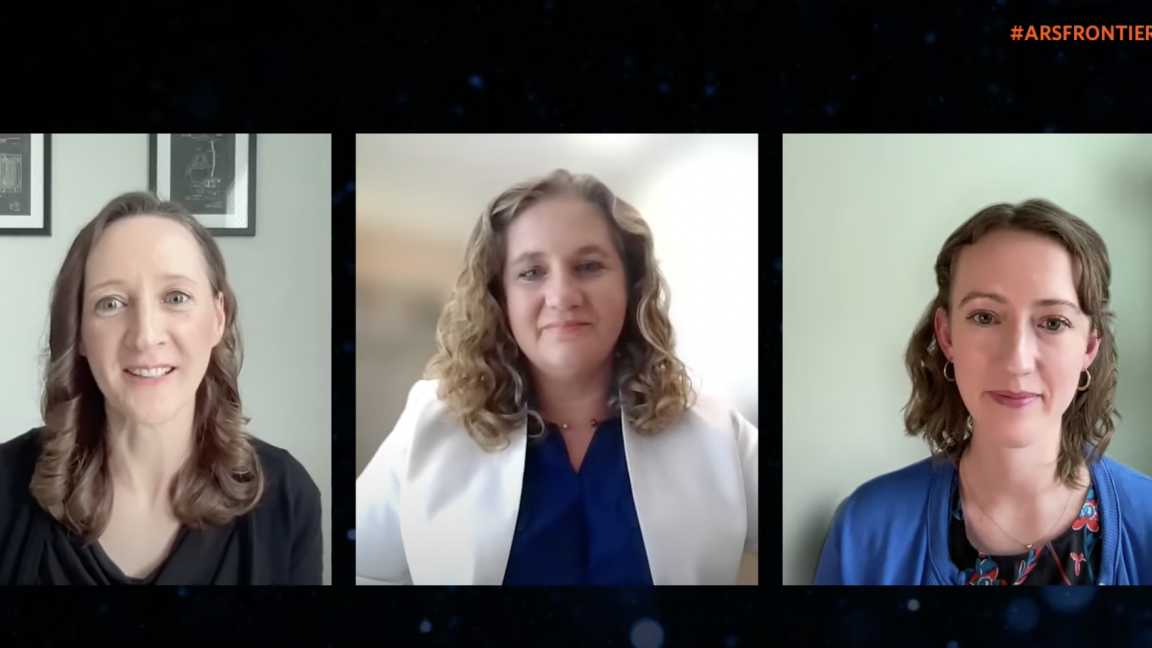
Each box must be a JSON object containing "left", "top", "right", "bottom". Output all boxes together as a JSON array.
[
  {"left": 934, "top": 229, "right": 1100, "bottom": 448},
  {"left": 502, "top": 196, "right": 629, "bottom": 382},
  {"left": 79, "top": 216, "right": 226, "bottom": 427}
]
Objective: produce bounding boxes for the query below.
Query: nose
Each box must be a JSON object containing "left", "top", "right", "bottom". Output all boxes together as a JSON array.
[
  {"left": 1002, "top": 318, "right": 1038, "bottom": 376},
  {"left": 543, "top": 269, "right": 581, "bottom": 311},
  {"left": 126, "top": 302, "right": 165, "bottom": 351}
]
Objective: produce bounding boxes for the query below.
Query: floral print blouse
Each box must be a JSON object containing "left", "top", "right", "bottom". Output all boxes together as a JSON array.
[{"left": 948, "top": 476, "right": 1102, "bottom": 585}]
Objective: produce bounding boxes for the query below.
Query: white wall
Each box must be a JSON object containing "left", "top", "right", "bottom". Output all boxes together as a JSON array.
[
  {"left": 782, "top": 134, "right": 1152, "bottom": 585},
  {"left": 0, "top": 134, "right": 333, "bottom": 584}
]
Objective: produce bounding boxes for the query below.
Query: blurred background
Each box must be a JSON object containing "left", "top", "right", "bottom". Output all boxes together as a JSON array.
[
  {"left": 356, "top": 133, "right": 759, "bottom": 584},
  {"left": 783, "top": 134, "right": 1152, "bottom": 585}
]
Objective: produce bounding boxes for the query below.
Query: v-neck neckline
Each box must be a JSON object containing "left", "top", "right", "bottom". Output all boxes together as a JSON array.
[{"left": 91, "top": 527, "right": 190, "bottom": 584}]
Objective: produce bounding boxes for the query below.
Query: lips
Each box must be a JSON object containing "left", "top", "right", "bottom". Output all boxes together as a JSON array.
[
  {"left": 545, "top": 322, "right": 590, "bottom": 330},
  {"left": 988, "top": 390, "right": 1040, "bottom": 409},
  {"left": 990, "top": 391, "right": 1039, "bottom": 399}
]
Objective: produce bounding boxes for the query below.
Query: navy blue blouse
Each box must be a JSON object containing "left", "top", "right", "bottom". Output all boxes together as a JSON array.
[{"left": 502, "top": 417, "right": 654, "bottom": 586}]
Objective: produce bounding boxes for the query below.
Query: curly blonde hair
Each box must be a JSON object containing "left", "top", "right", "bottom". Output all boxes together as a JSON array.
[
  {"left": 903, "top": 199, "right": 1118, "bottom": 487},
  {"left": 34, "top": 191, "right": 265, "bottom": 543},
  {"left": 425, "top": 169, "right": 696, "bottom": 449}
]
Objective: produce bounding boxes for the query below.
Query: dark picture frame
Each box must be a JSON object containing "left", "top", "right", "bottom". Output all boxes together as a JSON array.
[
  {"left": 148, "top": 134, "right": 257, "bottom": 236},
  {"left": 0, "top": 133, "right": 51, "bottom": 236}
]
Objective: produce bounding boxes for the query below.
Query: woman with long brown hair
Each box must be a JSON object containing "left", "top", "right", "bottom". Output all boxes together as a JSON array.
[
  {"left": 356, "top": 170, "right": 758, "bottom": 585},
  {"left": 0, "top": 192, "right": 322, "bottom": 585},
  {"left": 816, "top": 199, "right": 1152, "bottom": 586}
]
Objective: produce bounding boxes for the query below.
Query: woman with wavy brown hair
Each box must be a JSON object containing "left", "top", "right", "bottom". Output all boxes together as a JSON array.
[
  {"left": 815, "top": 198, "right": 1152, "bottom": 586},
  {"left": 0, "top": 192, "right": 322, "bottom": 585},
  {"left": 356, "top": 170, "right": 758, "bottom": 585}
]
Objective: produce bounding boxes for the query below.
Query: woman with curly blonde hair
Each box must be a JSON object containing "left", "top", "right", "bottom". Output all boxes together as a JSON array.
[
  {"left": 815, "top": 199, "right": 1152, "bottom": 586},
  {"left": 0, "top": 192, "right": 322, "bottom": 585},
  {"left": 356, "top": 170, "right": 758, "bottom": 585}
]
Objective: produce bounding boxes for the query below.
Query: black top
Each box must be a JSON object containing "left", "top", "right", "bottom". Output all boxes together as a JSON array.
[
  {"left": 0, "top": 429, "right": 323, "bottom": 585},
  {"left": 948, "top": 473, "right": 1102, "bottom": 585}
]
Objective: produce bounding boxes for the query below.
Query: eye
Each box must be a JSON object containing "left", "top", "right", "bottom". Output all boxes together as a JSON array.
[
  {"left": 967, "top": 311, "right": 997, "bottom": 326},
  {"left": 166, "top": 291, "right": 191, "bottom": 305},
  {"left": 1042, "top": 317, "right": 1072, "bottom": 332},
  {"left": 577, "top": 261, "right": 604, "bottom": 273},
  {"left": 96, "top": 297, "right": 125, "bottom": 312},
  {"left": 518, "top": 268, "right": 541, "bottom": 281}
]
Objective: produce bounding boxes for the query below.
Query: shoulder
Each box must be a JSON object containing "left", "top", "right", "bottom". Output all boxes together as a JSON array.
[
  {"left": 1098, "top": 455, "right": 1152, "bottom": 490},
  {"left": 0, "top": 429, "right": 44, "bottom": 528},
  {"left": 249, "top": 435, "right": 321, "bottom": 516},
  {"left": 0, "top": 429, "right": 43, "bottom": 494},
  {"left": 0, "top": 429, "right": 41, "bottom": 475},
  {"left": 388, "top": 379, "right": 473, "bottom": 455},
  {"left": 839, "top": 457, "right": 942, "bottom": 520},
  {"left": 1096, "top": 455, "right": 1152, "bottom": 514},
  {"left": 401, "top": 379, "right": 451, "bottom": 427},
  {"left": 667, "top": 390, "right": 757, "bottom": 449},
  {"left": 684, "top": 390, "right": 749, "bottom": 428}
]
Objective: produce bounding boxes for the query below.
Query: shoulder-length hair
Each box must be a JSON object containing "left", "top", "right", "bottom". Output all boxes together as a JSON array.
[
  {"left": 903, "top": 199, "right": 1118, "bottom": 486},
  {"left": 425, "top": 169, "right": 696, "bottom": 449},
  {"left": 33, "top": 191, "right": 265, "bottom": 542}
]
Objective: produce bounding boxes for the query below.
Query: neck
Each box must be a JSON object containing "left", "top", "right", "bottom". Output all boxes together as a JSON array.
[
  {"left": 104, "top": 409, "right": 195, "bottom": 506},
  {"left": 532, "top": 364, "right": 615, "bottom": 427},
  {"left": 962, "top": 426, "right": 1076, "bottom": 503}
]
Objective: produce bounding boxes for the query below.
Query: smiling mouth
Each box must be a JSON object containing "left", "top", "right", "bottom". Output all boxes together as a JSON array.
[{"left": 125, "top": 367, "right": 175, "bottom": 378}]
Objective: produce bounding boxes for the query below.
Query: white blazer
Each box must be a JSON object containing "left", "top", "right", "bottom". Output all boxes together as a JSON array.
[{"left": 355, "top": 379, "right": 758, "bottom": 585}]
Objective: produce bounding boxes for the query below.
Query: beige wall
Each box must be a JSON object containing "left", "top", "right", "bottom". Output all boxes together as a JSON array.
[{"left": 356, "top": 225, "right": 459, "bottom": 476}]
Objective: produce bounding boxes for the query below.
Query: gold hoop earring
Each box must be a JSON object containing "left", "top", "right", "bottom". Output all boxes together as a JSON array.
[
  {"left": 943, "top": 360, "right": 956, "bottom": 382},
  {"left": 1078, "top": 369, "right": 1092, "bottom": 392}
]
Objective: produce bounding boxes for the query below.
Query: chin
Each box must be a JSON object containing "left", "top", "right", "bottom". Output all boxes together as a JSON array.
[
  {"left": 121, "top": 410, "right": 178, "bottom": 427},
  {"left": 975, "top": 416, "right": 1047, "bottom": 447},
  {"left": 541, "top": 359, "right": 598, "bottom": 377},
  {"left": 116, "top": 398, "right": 187, "bottom": 427}
]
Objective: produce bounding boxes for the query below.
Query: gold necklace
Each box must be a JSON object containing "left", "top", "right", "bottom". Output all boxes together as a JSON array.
[
  {"left": 558, "top": 418, "right": 599, "bottom": 431},
  {"left": 959, "top": 460, "right": 1080, "bottom": 551}
]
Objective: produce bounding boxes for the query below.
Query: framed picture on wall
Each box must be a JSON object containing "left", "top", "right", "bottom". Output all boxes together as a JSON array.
[
  {"left": 0, "top": 133, "right": 51, "bottom": 236},
  {"left": 148, "top": 134, "right": 257, "bottom": 236}
]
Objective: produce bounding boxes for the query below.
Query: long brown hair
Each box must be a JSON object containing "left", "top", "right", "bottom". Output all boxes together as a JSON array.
[
  {"left": 425, "top": 169, "right": 696, "bottom": 449},
  {"left": 903, "top": 199, "right": 1118, "bottom": 486},
  {"left": 33, "top": 191, "right": 265, "bottom": 542}
]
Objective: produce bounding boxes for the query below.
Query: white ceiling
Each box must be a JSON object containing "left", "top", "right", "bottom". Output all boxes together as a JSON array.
[{"left": 355, "top": 134, "right": 757, "bottom": 242}]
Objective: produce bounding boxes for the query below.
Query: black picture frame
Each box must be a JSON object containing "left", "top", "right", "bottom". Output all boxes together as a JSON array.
[
  {"left": 148, "top": 134, "right": 257, "bottom": 236},
  {"left": 0, "top": 133, "right": 51, "bottom": 236}
]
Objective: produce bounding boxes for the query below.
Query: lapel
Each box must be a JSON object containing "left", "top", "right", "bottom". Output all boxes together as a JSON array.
[
  {"left": 621, "top": 406, "right": 749, "bottom": 585},
  {"left": 401, "top": 421, "right": 527, "bottom": 586}
]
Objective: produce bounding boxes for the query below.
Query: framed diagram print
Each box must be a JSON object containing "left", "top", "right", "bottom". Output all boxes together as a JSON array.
[
  {"left": 0, "top": 133, "right": 50, "bottom": 235},
  {"left": 149, "top": 133, "right": 257, "bottom": 236}
]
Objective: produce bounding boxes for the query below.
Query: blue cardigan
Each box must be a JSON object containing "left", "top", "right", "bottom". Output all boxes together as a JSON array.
[{"left": 814, "top": 455, "right": 1152, "bottom": 585}]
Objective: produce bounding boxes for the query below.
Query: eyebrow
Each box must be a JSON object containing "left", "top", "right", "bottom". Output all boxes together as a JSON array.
[
  {"left": 87, "top": 273, "right": 198, "bottom": 295},
  {"left": 509, "top": 244, "right": 611, "bottom": 267},
  {"left": 958, "top": 291, "right": 1081, "bottom": 313}
]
